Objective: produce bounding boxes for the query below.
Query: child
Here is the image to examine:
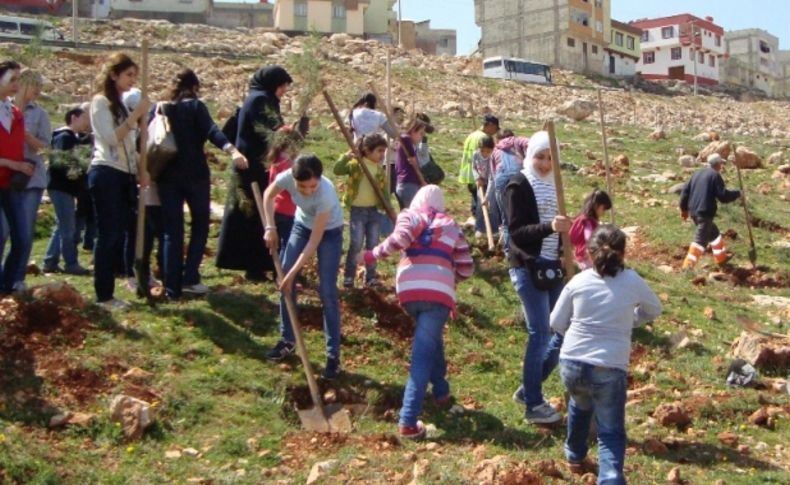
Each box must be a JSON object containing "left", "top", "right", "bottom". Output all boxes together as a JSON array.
[
  {"left": 492, "top": 130, "right": 529, "bottom": 252},
  {"left": 333, "top": 134, "right": 388, "bottom": 288},
  {"left": 395, "top": 118, "right": 428, "bottom": 209},
  {"left": 263, "top": 154, "right": 346, "bottom": 379},
  {"left": 569, "top": 189, "right": 612, "bottom": 270},
  {"left": 679, "top": 153, "right": 740, "bottom": 269},
  {"left": 360, "top": 185, "right": 473, "bottom": 439},
  {"left": 459, "top": 114, "right": 499, "bottom": 227},
  {"left": 267, "top": 130, "right": 301, "bottom": 253},
  {"left": 472, "top": 135, "right": 497, "bottom": 239},
  {"left": 550, "top": 224, "right": 662, "bottom": 483},
  {"left": 348, "top": 92, "right": 397, "bottom": 142}
]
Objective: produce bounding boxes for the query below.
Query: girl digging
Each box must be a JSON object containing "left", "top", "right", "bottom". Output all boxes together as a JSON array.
[
  {"left": 333, "top": 134, "right": 389, "bottom": 288},
  {"left": 569, "top": 189, "right": 612, "bottom": 270},
  {"left": 359, "top": 185, "right": 473, "bottom": 439}
]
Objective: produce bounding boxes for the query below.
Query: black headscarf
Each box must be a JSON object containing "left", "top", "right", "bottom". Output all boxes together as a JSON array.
[{"left": 249, "top": 66, "right": 293, "bottom": 94}]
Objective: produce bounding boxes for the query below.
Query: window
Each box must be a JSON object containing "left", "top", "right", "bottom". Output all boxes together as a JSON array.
[
  {"left": 661, "top": 26, "right": 674, "bottom": 39},
  {"left": 709, "top": 55, "right": 715, "bottom": 67},
  {"left": 439, "top": 38, "right": 449, "bottom": 48},
  {"left": 760, "top": 41, "right": 771, "bottom": 54},
  {"left": 698, "top": 51, "right": 704, "bottom": 63},
  {"left": 592, "top": 45, "right": 598, "bottom": 54},
  {"left": 19, "top": 24, "right": 39, "bottom": 35},
  {"left": 671, "top": 47, "right": 682, "bottom": 60},
  {"left": 483, "top": 60, "right": 503, "bottom": 70},
  {"left": 567, "top": 37, "right": 575, "bottom": 48},
  {"left": 331, "top": 1, "right": 346, "bottom": 19},
  {"left": 627, "top": 36, "right": 635, "bottom": 50},
  {"left": 615, "top": 32, "right": 623, "bottom": 46},
  {"left": 643, "top": 51, "right": 655, "bottom": 64},
  {"left": 0, "top": 21, "right": 18, "bottom": 33},
  {"left": 641, "top": 30, "right": 649, "bottom": 42},
  {"left": 295, "top": 1, "right": 307, "bottom": 17},
  {"left": 596, "top": 21, "right": 603, "bottom": 33}
]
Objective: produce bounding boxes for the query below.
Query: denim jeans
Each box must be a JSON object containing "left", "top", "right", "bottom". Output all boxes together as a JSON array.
[
  {"left": 44, "top": 189, "right": 80, "bottom": 270},
  {"left": 279, "top": 222, "right": 343, "bottom": 360},
  {"left": 396, "top": 182, "right": 420, "bottom": 210},
  {"left": 158, "top": 179, "right": 210, "bottom": 298},
  {"left": 274, "top": 212, "right": 294, "bottom": 255},
  {"left": 561, "top": 359, "right": 628, "bottom": 485},
  {"left": 474, "top": 183, "right": 501, "bottom": 234},
  {"left": 89, "top": 165, "right": 136, "bottom": 302},
  {"left": 399, "top": 301, "right": 451, "bottom": 427},
  {"left": 0, "top": 188, "right": 43, "bottom": 291},
  {"left": 509, "top": 264, "right": 564, "bottom": 408},
  {"left": 344, "top": 206, "right": 381, "bottom": 282}
]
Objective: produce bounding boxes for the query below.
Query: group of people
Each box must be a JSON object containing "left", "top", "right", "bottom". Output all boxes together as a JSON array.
[{"left": 1, "top": 53, "right": 746, "bottom": 484}]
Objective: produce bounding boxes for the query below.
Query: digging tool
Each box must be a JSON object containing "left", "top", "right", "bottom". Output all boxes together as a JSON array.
[
  {"left": 477, "top": 186, "right": 495, "bottom": 251},
  {"left": 251, "top": 182, "right": 352, "bottom": 433},
  {"left": 323, "top": 89, "right": 398, "bottom": 223},
  {"left": 597, "top": 88, "right": 616, "bottom": 224},
  {"left": 545, "top": 120, "right": 576, "bottom": 281},
  {"left": 734, "top": 163, "right": 758, "bottom": 267},
  {"left": 133, "top": 38, "right": 151, "bottom": 299}
]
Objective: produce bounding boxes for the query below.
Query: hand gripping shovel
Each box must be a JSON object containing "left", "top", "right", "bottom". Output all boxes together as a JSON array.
[
  {"left": 734, "top": 164, "right": 758, "bottom": 267},
  {"left": 251, "top": 182, "right": 352, "bottom": 433}
]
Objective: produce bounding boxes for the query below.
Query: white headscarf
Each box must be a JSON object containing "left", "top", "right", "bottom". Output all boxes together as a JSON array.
[
  {"left": 522, "top": 130, "right": 555, "bottom": 185},
  {"left": 410, "top": 184, "right": 445, "bottom": 213}
]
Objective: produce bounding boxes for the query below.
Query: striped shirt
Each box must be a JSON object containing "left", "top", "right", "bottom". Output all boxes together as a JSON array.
[
  {"left": 367, "top": 209, "right": 474, "bottom": 315},
  {"left": 526, "top": 173, "right": 560, "bottom": 260}
]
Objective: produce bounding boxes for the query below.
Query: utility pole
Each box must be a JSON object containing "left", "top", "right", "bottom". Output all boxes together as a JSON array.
[
  {"left": 397, "top": 0, "right": 402, "bottom": 48},
  {"left": 72, "top": 0, "right": 78, "bottom": 45}
]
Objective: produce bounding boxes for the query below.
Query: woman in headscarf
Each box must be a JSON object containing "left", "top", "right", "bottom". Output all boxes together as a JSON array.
[
  {"left": 216, "top": 66, "right": 292, "bottom": 281},
  {"left": 504, "top": 130, "right": 571, "bottom": 425},
  {"left": 359, "top": 185, "right": 473, "bottom": 439}
]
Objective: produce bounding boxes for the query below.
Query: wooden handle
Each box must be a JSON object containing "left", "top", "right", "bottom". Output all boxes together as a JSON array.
[
  {"left": 597, "top": 89, "right": 615, "bottom": 225},
  {"left": 251, "top": 182, "right": 325, "bottom": 412},
  {"left": 134, "top": 38, "right": 150, "bottom": 261},
  {"left": 545, "top": 121, "right": 576, "bottom": 280},
  {"left": 478, "top": 186, "right": 495, "bottom": 250},
  {"left": 322, "top": 89, "right": 397, "bottom": 223}
]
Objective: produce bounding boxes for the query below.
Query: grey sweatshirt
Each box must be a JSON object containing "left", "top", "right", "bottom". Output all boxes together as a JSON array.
[{"left": 550, "top": 268, "right": 662, "bottom": 371}]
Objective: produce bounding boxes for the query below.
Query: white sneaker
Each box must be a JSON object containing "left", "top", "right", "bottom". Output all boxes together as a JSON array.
[
  {"left": 149, "top": 276, "right": 163, "bottom": 288},
  {"left": 525, "top": 402, "right": 562, "bottom": 424},
  {"left": 183, "top": 283, "right": 209, "bottom": 295},
  {"left": 126, "top": 277, "right": 138, "bottom": 292},
  {"left": 97, "top": 298, "right": 131, "bottom": 311}
]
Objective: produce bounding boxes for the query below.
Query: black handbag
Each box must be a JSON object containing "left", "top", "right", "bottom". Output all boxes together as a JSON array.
[
  {"left": 8, "top": 159, "right": 36, "bottom": 190},
  {"left": 421, "top": 153, "right": 445, "bottom": 185},
  {"left": 528, "top": 258, "right": 565, "bottom": 291}
]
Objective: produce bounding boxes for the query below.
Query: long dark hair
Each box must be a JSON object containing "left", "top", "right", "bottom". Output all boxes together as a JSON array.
[
  {"left": 349, "top": 92, "right": 377, "bottom": 133},
  {"left": 96, "top": 53, "right": 138, "bottom": 124},
  {"left": 0, "top": 60, "right": 21, "bottom": 83},
  {"left": 580, "top": 189, "right": 612, "bottom": 220},
  {"left": 169, "top": 68, "right": 200, "bottom": 102},
  {"left": 588, "top": 224, "right": 626, "bottom": 277}
]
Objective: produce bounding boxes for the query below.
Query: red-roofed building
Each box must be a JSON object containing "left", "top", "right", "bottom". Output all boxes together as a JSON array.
[{"left": 630, "top": 14, "right": 726, "bottom": 86}]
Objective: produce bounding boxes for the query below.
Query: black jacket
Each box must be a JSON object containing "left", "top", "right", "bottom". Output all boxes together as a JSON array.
[
  {"left": 679, "top": 166, "right": 740, "bottom": 218},
  {"left": 504, "top": 172, "right": 558, "bottom": 268},
  {"left": 48, "top": 128, "right": 91, "bottom": 196}
]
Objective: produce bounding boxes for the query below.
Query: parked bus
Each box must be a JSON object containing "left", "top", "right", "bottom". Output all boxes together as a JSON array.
[
  {"left": 482, "top": 56, "right": 552, "bottom": 84},
  {"left": 0, "top": 15, "right": 64, "bottom": 41}
]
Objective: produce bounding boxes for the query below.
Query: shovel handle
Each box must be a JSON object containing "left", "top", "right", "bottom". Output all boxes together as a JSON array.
[
  {"left": 545, "top": 121, "right": 576, "bottom": 281},
  {"left": 251, "top": 182, "right": 325, "bottom": 414},
  {"left": 734, "top": 164, "right": 757, "bottom": 259},
  {"left": 477, "top": 186, "right": 495, "bottom": 250}
]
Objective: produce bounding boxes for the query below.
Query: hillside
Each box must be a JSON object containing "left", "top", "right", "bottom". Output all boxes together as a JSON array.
[{"left": 1, "top": 18, "right": 789, "bottom": 484}]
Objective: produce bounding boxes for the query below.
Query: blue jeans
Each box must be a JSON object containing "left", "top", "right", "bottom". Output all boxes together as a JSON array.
[
  {"left": 89, "top": 165, "right": 136, "bottom": 302},
  {"left": 561, "top": 359, "right": 628, "bottom": 485},
  {"left": 44, "top": 190, "right": 80, "bottom": 270},
  {"left": 0, "top": 188, "right": 43, "bottom": 291},
  {"left": 158, "top": 179, "right": 210, "bottom": 298},
  {"left": 279, "top": 222, "right": 343, "bottom": 360},
  {"left": 509, "top": 264, "right": 564, "bottom": 408},
  {"left": 474, "top": 183, "right": 501, "bottom": 234},
  {"left": 396, "top": 182, "right": 420, "bottom": 210},
  {"left": 399, "top": 301, "right": 451, "bottom": 427},
  {"left": 344, "top": 206, "right": 381, "bottom": 282}
]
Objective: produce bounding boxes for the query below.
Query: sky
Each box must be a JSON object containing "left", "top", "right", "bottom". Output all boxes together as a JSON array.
[{"left": 218, "top": 1, "right": 789, "bottom": 55}]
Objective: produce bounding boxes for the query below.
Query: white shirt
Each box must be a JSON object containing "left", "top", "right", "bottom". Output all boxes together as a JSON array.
[
  {"left": 90, "top": 94, "right": 138, "bottom": 174},
  {"left": 0, "top": 97, "right": 13, "bottom": 133},
  {"left": 350, "top": 107, "right": 388, "bottom": 142}
]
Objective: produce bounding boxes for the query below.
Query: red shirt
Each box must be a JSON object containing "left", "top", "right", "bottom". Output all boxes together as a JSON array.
[
  {"left": 0, "top": 105, "right": 25, "bottom": 188},
  {"left": 269, "top": 155, "right": 295, "bottom": 217}
]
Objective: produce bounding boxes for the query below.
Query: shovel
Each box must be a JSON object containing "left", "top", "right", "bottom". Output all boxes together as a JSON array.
[
  {"left": 477, "top": 186, "right": 495, "bottom": 251},
  {"left": 734, "top": 163, "right": 758, "bottom": 267},
  {"left": 133, "top": 38, "right": 151, "bottom": 299},
  {"left": 545, "top": 120, "right": 576, "bottom": 281},
  {"left": 251, "top": 182, "right": 352, "bottom": 433}
]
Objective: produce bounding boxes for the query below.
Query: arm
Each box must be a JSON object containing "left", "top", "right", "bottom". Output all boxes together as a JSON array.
[
  {"left": 382, "top": 119, "right": 398, "bottom": 139},
  {"left": 280, "top": 211, "right": 330, "bottom": 291},
  {"left": 0, "top": 158, "right": 34, "bottom": 175},
  {"left": 24, "top": 107, "right": 52, "bottom": 153},
  {"left": 366, "top": 212, "right": 419, "bottom": 263},
  {"left": 632, "top": 274, "right": 663, "bottom": 327},
  {"left": 678, "top": 180, "right": 690, "bottom": 219},
  {"left": 714, "top": 173, "right": 740, "bottom": 203},
  {"left": 333, "top": 153, "right": 353, "bottom": 176},
  {"left": 453, "top": 230, "right": 474, "bottom": 282},
  {"left": 91, "top": 96, "right": 149, "bottom": 149},
  {"left": 262, "top": 181, "right": 284, "bottom": 251},
  {"left": 549, "top": 284, "right": 574, "bottom": 335},
  {"left": 196, "top": 101, "right": 247, "bottom": 169}
]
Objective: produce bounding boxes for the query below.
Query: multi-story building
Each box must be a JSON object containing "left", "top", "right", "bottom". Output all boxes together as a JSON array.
[
  {"left": 364, "top": 0, "right": 395, "bottom": 41},
  {"left": 415, "top": 20, "right": 456, "bottom": 56},
  {"left": 474, "top": 0, "right": 612, "bottom": 75},
  {"left": 274, "top": 0, "right": 370, "bottom": 35},
  {"left": 604, "top": 19, "right": 641, "bottom": 77},
  {"left": 778, "top": 51, "right": 790, "bottom": 98},
  {"left": 107, "top": 0, "right": 211, "bottom": 23},
  {"left": 722, "top": 29, "right": 780, "bottom": 96},
  {"left": 630, "top": 14, "right": 725, "bottom": 86}
]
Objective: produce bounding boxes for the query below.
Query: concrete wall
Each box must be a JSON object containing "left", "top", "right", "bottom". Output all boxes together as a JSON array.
[
  {"left": 275, "top": 0, "right": 366, "bottom": 35},
  {"left": 111, "top": 0, "right": 208, "bottom": 14},
  {"left": 209, "top": 2, "right": 273, "bottom": 29},
  {"left": 604, "top": 50, "right": 636, "bottom": 77},
  {"left": 723, "top": 29, "right": 780, "bottom": 96},
  {"left": 363, "top": 0, "right": 393, "bottom": 35}
]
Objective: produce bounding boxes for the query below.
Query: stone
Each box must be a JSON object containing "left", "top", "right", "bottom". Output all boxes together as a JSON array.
[
  {"left": 182, "top": 448, "right": 199, "bottom": 457},
  {"left": 49, "top": 411, "right": 95, "bottom": 428},
  {"left": 717, "top": 431, "right": 739, "bottom": 447},
  {"left": 109, "top": 395, "right": 153, "bottom": 441},
  {"left": 559, "top": 98, "right": 595, "bottom": 121},
  {"left": 668, "top": 182, "right": 686, "bottom": 194},
  {"left": 649, "top": 128, "right": 666, "bottom": 140},
  {"left": 697, "top": 140, "right": 732, "bottom": 163},
  {"left": 615, "top": 154, "right": 630, "bottom": 167},
  {"left": 748, "top": 407, "right": 770, "bottom": 427},
  {"left": 653, "top": 402, "right": 691, "bottom": 428},
  {"left": 31, "top": 282, "right": 86, "bottom": 309},
  {"left": 329, "top": 33, "right": 351, "bottom": 47},
  {"left": 734, "top": 146, "right": 763, "bottom": 169},
  {"left": 667, "top": 467, "right": 682, "bottom": 484},
  {"left": 767, "top": 151, "right": 783, "bottom": 165},
  {"left": 165, "top": 449, "right": 182, "bottom": 459},
  {"left": 123, "top": 367, "right": 153, "bottom": 381},
  {"left": 678, "top": 155, "right": 696, "bottom": 167},
  {"left": 731, "top": 331, "right": 790, "bottom": 369},
  {"left": 643, "top": 438, "right": 669, "bottom": 455},
  {"left": 307, "top": 459, "right": 339, "bottom": 485}
]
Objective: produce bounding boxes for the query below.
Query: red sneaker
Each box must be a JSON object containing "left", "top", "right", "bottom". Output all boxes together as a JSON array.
[
  {"left": 434, "top": 394, "right": 453, "bottom": 408},
  {"left": 398, "top": 420, "right": 426, "bottom": 440}
]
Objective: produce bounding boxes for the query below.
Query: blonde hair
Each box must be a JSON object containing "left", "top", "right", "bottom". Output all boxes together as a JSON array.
[{"left": 15, "top": 69, "right": 43, "bottom": 105}]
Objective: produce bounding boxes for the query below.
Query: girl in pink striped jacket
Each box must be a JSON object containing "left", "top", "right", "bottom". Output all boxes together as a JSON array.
[{"left": 360, "top": 184, "right": 473, "bottom": 439}]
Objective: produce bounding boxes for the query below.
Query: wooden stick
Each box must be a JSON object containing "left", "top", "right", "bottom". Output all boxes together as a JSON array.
[
  {"left": 134, "top": 39, "right": 149, "bottom": 263},
  {"left": 323, "top": 89, "right": 397, "bottom": 223},
  {"left": 478, "top": 186, "right": 495, "bottom": 250},
  {"left": 597, "top": 89, "right": 616, "bottom": 225},
  {"left": 385, "top": 51, "right": 393, "bottom": 194},
  {"left": 545, "top": 120, "right": 576, "bottom": 281}
]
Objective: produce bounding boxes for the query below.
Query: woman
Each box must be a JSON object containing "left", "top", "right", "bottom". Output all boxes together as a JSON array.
[
  {"left": 217, "top": 66, "right": 292, "bottom": 282},
  {"left": 395, "top": 118, "right": 427, "bottom": 209},
  {"left": 1, "top": 69, "right": 51, "bottom": 293},
  {"left": 88, "top": 53, "right": 151, "bottom": 310},
  {"left": 348, "top": 92, "right": 396, "bottom": 142},
  {"left": 504, "top": 130, "right": 570, "bottom": 425},
  {"left": 0, "top": 61, "right": 36, "bottom": 291},
  {"left": 158, "top": 68, "right": 246, "bottom": 299}
]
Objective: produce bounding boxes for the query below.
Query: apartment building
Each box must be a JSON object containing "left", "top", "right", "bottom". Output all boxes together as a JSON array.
[
  {"left": 274, "top": 0, "right": 369, "bottom": 35},
  {"left": 474, "top": 0, "right": 612, "bottom": 75},
  {"left": 722, "top": 29, "right": 780, "bottom": 96},
  {"left": 605, "top": 19, "right": 641, "bottom": 77},
  {"left": 630, "top": 14, "right": 726, "bottom": 86}
]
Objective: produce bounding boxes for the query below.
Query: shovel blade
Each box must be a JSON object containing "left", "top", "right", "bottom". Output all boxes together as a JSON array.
[{"left": 297, "top": 404, "right": 352, "bottom": 433}]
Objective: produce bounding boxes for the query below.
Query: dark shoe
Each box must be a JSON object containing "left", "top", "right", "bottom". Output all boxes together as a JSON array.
[
  {"left": 265, "top": 341, "right": 295, "bottom": 361},
  {"left": 567, "top": 457, "right": 597, "bottom": 475},
  {"left": 42, "top": 265, "right": 62, "bottom": 274},
  {"left": 398, "top": 420, "right": 426, "bottom": 440},
  {"left": 63, "top": 265, "right": 90, "bottom": 276},
  {"left": 321, "top": 358, "right": 342, "bottom": 380}
]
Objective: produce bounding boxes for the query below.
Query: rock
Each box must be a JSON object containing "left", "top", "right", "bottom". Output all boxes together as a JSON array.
[
  {"left": 109, "top": 395, "right": 153, "bottom": 441},
  {"left": 678, "top": 155, "right": 696, "bottom": 167},
  {"left": 581, "top": 472, "right": 597, "bottom": 484},
  {"left": 306, "top": 459, "right": 339, "bottom": 485},
  {"left": 731, "top": 331, "right": 790, "bottom": 369},
  {"left": 49, "top": 411, "right": 96, "bottom": 428},
  {"left": 697, "top": 140, "right": 732, "bottom": 162},
  {"left": 667, "top": 467, "right": 683, "bottom": 484},
  {"left": 26, "top": 262, "right": 41, "bottom": 276},
  {"left": 123, "top": 367, "right": 153, "bottom": 382},
  {"left": 653, "top": 402, "right": 691, "bottom": 428},
  {"left": 559, "top": 98, "right": 595, "bottom": 121},
  {"left": 717, "top": 431, "right": 739, "bottom": 447},
  {"left": 649, "top": 128, "right": 666, "bottom": 140},
  {"left": 703, "top": 307, "right": 716, "bottom": 320},
  {"left": 615, "top": 154, "right": 630, "bottom": 167},
  {"left": 31, "top": 282, "right": 86, "bottom": 309},
  {"left": 165, "top": 449, "right": 182, "bottom": 459},
  {"left": 182, "top": 447, "right": 199, "bottom": 457},
  {"left": 737, "top": 444, "right": 751, "bottom": 455},
  {"left": 643, "top": 438, "right": 669, "bottom": 455},
  {"left": 693, "top": 132, "right": 711, "bottom": 142},
  {"left": 329, "top": 33, "right": 351, "bottom": 47},
  {"left": 441, "top": 101, "right": 463, "bottom": 115},
  {"left": 734, "top": 146, "right": 763, "bottom": 169},
  {"left": 667, "top": 182, "right": 686, "bottom": 194},
  {"left": 585, "top": 150, "right": 596, "bottom": 160},
  {"left": 767, "top": 151, "right": 783, "bottom": 165},
  {"left": 425, "top": 442, "right": 439, "bottom": 451},
  {"left": 537, "top": 459, "right": 563, "bottom": 479},
  {"left": 748, "top": 407, "right": 771, "bottom": 427}
]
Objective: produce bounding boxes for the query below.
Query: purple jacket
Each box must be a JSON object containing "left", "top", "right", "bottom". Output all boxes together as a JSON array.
[{"left": 396, "top": 133, "right": 420, "bottom": 185}]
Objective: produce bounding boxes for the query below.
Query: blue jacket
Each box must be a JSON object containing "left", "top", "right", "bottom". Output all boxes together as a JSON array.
[{"left": 679, "top": 166, "right": 740, "bottom": 218}]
